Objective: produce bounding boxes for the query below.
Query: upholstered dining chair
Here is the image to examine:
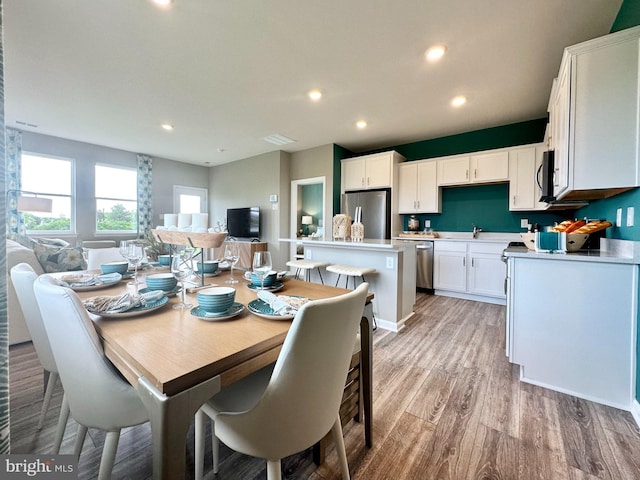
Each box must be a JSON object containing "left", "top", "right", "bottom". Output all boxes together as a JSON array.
[
  {"left": 86, "top": 247, "right": 125, "bottom": 270},
  {"left": 33, "top": 274, "right": 149, "bottom": 480},
  {"left": 10, "top": 263, "right": 70, "bottom": 453},
  {"left": 195, "top": 282, "right": 369, "bottom": 480}
]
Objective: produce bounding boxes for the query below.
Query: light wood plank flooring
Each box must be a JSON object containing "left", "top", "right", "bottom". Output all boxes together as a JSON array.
[{"left": 9, "top": 293, "right": 640, "bottom": 479}]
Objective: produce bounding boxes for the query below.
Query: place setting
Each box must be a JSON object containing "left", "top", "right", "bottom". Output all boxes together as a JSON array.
[
  {"left": 83, "top": 289, "right": 169, "bottom": 319},
  {"left": 140, "top": 272, "right": 182, "bottom": 297},
  {"left": 190, "top": 287, "right": 244, "bottom": 321}
]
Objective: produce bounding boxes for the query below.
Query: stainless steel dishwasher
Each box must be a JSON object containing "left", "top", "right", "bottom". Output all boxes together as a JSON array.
[{"left": 416, "top": 241, "right": 434, "bottom": 290}]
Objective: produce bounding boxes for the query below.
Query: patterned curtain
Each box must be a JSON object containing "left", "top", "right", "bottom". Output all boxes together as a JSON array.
[
  {"left": 137, "top": 154, "right": 153, "bottom": 238},
  {"left": 5, "top": 128, "right": 24, "bottom": 240}
]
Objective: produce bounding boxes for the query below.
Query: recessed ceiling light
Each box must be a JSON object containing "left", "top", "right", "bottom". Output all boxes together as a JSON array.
[
  {"left": 152, "top": 0, "right": 173, "bottom": 7},
  {"left": 308, "top": 89, "right": 322, "bottom": 101},
  {"left": 161, "top": 123, "right": 174, "bottom": 131},
  {"left": 356, "top": 120, "right": 368, "bottom": 129},
  {"left": 451, "top": 96, "right": 467, "bottom": 107},
  {"left": 425, "top": 45, "right": 446, "bottom": 62}
]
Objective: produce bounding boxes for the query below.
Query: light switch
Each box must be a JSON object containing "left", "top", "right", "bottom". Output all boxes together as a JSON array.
[
  {"left": 520, "top": 218, "right": 529, "bottom": 229},
  {"left": 616, "top": 208, "right": 623, "bottom": 227},
  {"left": 424, "top": 219, "right": 431, "bottom": 228},
  {"left": 627, "top": 207, "right": 635, "bottom": 227}
]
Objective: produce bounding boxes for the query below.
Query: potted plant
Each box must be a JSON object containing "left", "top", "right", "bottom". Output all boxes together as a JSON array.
[{"left": 142, "top": 230, "right": 169, "bottom": 262}]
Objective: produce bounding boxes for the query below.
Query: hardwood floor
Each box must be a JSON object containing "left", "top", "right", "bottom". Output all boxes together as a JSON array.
[{"left": 9, "top": 293, "right": 640, "bottom": 479}]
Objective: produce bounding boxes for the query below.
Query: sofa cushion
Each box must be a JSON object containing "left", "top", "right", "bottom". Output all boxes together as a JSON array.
[
  {"left": 33, "top": 243, "right": 87, "bottom": 273},
  {"left": 14, "top": 235, "right": 70, "bottom": 250}
]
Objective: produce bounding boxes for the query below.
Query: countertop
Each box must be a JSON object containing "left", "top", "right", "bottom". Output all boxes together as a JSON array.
[
  {"left": 503, "top": 238, "right": 640, "bottom": 265},
  {"left": 393, "top": 231, "right": 521, "bottom": 243},
  {"left": 279, "top": 237, "right": 410, "bottom": 250}
]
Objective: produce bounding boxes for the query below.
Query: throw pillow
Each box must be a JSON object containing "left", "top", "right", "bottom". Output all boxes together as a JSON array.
[{"left": 33, "top": 243, "right": 87, "bottom": 273}]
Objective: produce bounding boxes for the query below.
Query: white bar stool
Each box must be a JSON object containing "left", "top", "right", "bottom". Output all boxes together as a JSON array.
[
  {"left": 285, "top": 259, "right": 329, "bottom": 284},
  {"left": 326, "top": 264, "right": 377, "bottom": 329}
]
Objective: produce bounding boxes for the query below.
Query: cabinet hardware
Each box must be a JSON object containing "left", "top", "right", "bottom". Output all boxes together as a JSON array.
[
  {"left": 463, "top": 257, "right": 466, "bottom": 267},
  {"left": 474, "top": 168, "right": 477, "bottom": 179},
  {"left": 466, "top": 169, "right": 469, "bottom": 179}
]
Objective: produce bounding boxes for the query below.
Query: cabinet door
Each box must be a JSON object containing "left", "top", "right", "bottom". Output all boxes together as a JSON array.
[
  {"left": 471, "top": 151, "right": 509, "bottom": 183},
  {"left": 434, "top": 251, "right": 467, "bottom": 292},
  {"left": 509, "top": 147, "right": 539, "bottom": 210},
  {"left": 551, "top": 61, "right": 570, "bottom": 197},
  {"left": 397, "top": 163, "right": 418, "bottom": 213},
  {"left": 437, "top": 156, "right": 470, "bottom": 185},
  {"left": 416, "top": 162, "right": 439, "bottom": 212},
  {"left": 468, "top": 253, "right": 506, "bottom": 298},
  {"left": 343, "top": 158, "right": 366, "bottom": 191},
  {"left": 365, "top": 154, "right": 393, "bottom": 188}
]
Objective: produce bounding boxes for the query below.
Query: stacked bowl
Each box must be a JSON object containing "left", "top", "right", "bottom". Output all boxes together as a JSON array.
[
  {"left": 145, "top": 273, "right": 178, "bottom": 292},
  {"left": 197, "top": 287, "right": 236, "bottom": 313},
  {"left": 100, "top": 262, "right": 129, "bottom": 275},
  {"left": 249, "top": 271, "right": 277, "bottom": 288}
]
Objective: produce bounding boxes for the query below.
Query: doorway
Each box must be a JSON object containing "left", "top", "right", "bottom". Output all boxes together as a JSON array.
[{"left": 290, "top": 177, "right": 326, "bottom": 261}]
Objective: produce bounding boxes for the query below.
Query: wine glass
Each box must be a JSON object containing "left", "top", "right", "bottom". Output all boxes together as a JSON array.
[
  {"left": 119, "top": 240, "right": 129, "bottom": 261},
  {"left": 126, "top": 241, "right": 145, "bottom": 291},
  {"left": 252, "top": 251, "right": 272, "bottom": 290},
  {"left": 171, "top": 250, "right": 193, "bottom": 309},
  {"left": 224, "top": 243, "right": 240, "bottom": 284}
]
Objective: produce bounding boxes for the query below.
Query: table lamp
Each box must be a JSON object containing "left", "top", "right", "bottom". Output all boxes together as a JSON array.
[{"left": 301, "top": 215, "right": 313, "bottom": 236}]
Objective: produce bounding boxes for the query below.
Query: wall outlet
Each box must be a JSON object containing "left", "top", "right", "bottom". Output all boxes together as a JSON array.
[
  {"left": 627, "top": 207, "right": 635, "bottom": 227},
  {"left": 424, "top": 219, "right": 431, "bottom": 228},
  {"left": 271, "top": 203, "right": 278, "bottom": 210},
  {"left": 386, "top": 257, "right": 394, "bottom": 269},
  {"left": 520, "top": 218, "right": 529, "bottom": 229},
  {"left": 617, "top": 208, "right": 623, "bottom": 227}
]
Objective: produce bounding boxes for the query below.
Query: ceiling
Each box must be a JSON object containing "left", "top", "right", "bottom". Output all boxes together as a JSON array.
[{"left": 4, "top": 0, "right": 622, "bottom": 166}]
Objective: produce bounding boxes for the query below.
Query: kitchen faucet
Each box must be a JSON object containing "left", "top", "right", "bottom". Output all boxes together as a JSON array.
[{"left": 472, "top": 224, "right": 483, "bottom": 239}]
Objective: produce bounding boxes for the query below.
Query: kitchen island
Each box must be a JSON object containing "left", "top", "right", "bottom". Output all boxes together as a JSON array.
[
  {"left": 503, "top": 238, "right": 640, "bottom": 411},
  {"left": 282, "top": 238, "right": 416, "bottom": 331}
]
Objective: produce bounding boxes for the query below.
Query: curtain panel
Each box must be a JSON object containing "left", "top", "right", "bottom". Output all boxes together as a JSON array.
[
  {"left": 137, "top": 154, "right": 153, "bottom": 238},
  {"left": 5, "top": 128, "right": 24, "bottom": 240}
]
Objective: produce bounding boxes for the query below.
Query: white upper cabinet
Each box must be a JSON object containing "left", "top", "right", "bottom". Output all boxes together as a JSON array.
[
  {"left": 342, "top": 151, "right": 404, "bottom": 191},
  {"left": 437, "top": 151, "right": 508, "bottom": 186},
  {"left": 470, "top": 151, "right": 509, "bottom": 183},
  {"left": 508, "top": 144, "right": 547, "bottom": 211},
  {"left": 549, "top": 26, "right": 640, "bottom": 200},
  {"left": 398, "top": 161, "right": 440, "bottom": 213}
]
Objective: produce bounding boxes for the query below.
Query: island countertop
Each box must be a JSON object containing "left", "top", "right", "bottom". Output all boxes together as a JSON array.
[{"left": 279, "top": 237, "right": 412, "bottom": 250}]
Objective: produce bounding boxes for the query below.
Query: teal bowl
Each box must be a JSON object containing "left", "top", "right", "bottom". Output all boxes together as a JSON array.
[
  {"left": 197, "top": 287, "right": 235, "bottom": 313},
  {"left": 145, "top": 273, "right": 178, "bottom": 291},
  {"left": 100, "top": 262, "right": 129, "bottom": 275},
  {"left": 250, "top": 271, "right": 277, "bottom": 287},
  {"left": 195, "top": 260, "right": 219, "bottom": 274},
  {"left": 157, "top": 255, "right": 171, "bottom": 266}
]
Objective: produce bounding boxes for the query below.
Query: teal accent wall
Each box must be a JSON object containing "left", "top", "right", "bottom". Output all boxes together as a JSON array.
[
  {"left": 300, "top": 183, "right": 323, "bottom": 234},
  {"left": 612, "top": 0, "right": 640, "bottom": 32}
]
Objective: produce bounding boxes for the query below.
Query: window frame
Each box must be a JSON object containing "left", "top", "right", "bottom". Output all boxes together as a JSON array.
[
  {"left": 21, "top": 151, "right": 76, "bottom": 236},
  {"left": 94, "top": 163, "right": 139, "bottom": 235}
]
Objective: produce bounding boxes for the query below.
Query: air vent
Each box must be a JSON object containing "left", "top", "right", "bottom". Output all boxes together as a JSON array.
[{"left": 263, "top": 134, "right": 296, "bottom": 146}]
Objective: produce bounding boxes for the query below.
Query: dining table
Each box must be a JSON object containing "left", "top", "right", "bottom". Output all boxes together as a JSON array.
[{"left": 71, "top": 266, "right": 374, "bottom": 480}]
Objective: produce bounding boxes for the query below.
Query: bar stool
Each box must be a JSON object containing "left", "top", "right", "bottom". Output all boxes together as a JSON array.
[
  {"left": 326, "top": 264, "right": 377, "bottom": 329},
  {"left": 285, "top": 259, "right": 329, "bottom": 284}
]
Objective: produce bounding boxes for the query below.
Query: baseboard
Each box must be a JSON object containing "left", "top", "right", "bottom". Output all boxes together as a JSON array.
[
  {"left": 376, "top": 316, "right": 405, "bottom": 332},
  {"left": 632, "top": 399, "right": 640, "bottom": 428},
  {"left": 434, "top": 290, "right": 506, "bottom": 306}
]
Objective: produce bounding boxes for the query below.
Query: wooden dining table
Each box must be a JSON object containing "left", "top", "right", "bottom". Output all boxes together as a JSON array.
[{"left": 73, "top": 267, "right": 373, "bottom": 480}]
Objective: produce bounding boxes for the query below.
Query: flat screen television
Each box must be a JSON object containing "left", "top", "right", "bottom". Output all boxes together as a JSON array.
[{"left": 226, "top": 207, "right": 260, "bottom": 239}]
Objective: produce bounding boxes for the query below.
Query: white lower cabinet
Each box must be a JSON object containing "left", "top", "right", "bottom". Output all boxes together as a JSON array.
[
  {"left": 434, "top": 241, "right": 507, "bottom": 302},
  {"left": 506, "top": 255, "right": 636, "bottom": 409}
]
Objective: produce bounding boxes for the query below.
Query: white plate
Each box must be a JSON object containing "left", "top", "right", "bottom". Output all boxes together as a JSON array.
[
  {"left": 190, "top": 302, "right": 244, "bottom": 321},
  {"left": 91, "top": 296, "right": 169, "bottom": 318},
  {"left": 64, "top": 274, "right": 123, "bottom": 291}
]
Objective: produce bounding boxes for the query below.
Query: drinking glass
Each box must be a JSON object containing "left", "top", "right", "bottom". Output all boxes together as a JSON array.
[
  {"left": 252, "top": 251, "right": 272, "bottom": 290},
  {"left": 224, "top": 243, "right": 240, "bottom": 284},
  {"left": 119, "top": 240, "right": 129, "bottom": 261},
  {"left": 126, "top": 241, "right": 145, "bottom": 291},
  {"left": 171, "top": 250, "right": 193, "bottom": 309}
]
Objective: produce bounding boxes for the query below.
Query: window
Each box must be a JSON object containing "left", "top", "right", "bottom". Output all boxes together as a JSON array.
[
  {"left": 95, "top": 164, "right": 137, "bottom": 232},
  {"left": 21, "top": 153, "right": 74, "bottom": 232},
  {"left": 173, "top": 185, "right": 208, "bottom": 213}
]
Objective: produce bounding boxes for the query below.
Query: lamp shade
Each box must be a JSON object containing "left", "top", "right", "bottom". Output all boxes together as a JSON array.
[
  {"left": 17, "top": 195, "right": 53, "bottom": 213},
  {"left": 301, "top": 215, "right": 313, "bottom": 225}
]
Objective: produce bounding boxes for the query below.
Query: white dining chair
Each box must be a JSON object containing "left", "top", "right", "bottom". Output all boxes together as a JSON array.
[
  {"left": 10, "top": 263, "right": 70, "bottom": 453},
  {"left": 195, "top": 282, "right": 369, "bottom": 480},
  {"left": 86, "top": 247, "right": 125, "bottom": 270},
  {"left": 33, "top": 274, "right": 149, "bottom": 480}
]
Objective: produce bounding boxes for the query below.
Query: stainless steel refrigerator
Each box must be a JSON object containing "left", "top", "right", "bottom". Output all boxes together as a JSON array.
[{"left": 341, "top": 188, "right": 391, "bottom": 239}]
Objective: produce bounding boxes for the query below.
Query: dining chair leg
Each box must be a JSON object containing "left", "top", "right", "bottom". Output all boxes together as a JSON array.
[
  {"left": 53, "top": 394, "right": 70, "bottom": 454},
  {"left": 194, "top": 409, "right": 206, "bottom": 480},
  {"left": 73, "top": 424, "right": 88, "bottom": 459},
  {"left": 212, "top": 421, "right": 220, "bottom": 474},
  {"left": 37, "top": 371, "right": 58, "bottom": 430},
  {"left": 332, "top": 417, "right": 350, "bottom": 480},
  {"left": 266, "top": 459, "right": 282, "bottom": 480},
  {"left": 98, "top": 430, "right": 121, "bottom": 480}
]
